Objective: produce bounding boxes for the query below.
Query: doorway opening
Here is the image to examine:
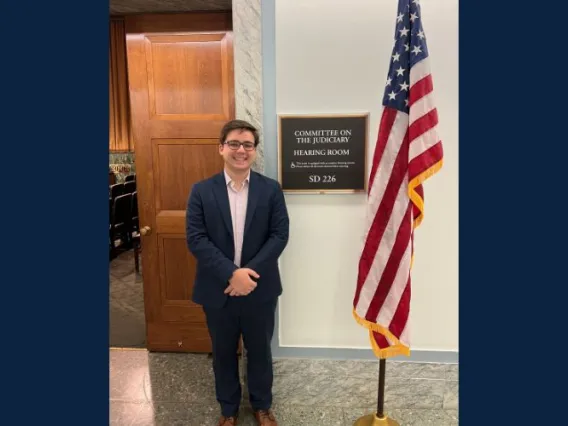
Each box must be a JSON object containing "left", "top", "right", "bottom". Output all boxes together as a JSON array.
[{"left": 109, "top": 15, "right": 144, "bottom": 348}]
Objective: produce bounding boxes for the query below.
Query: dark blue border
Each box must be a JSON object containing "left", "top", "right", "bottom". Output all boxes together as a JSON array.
[
  {"left": 460, "top": 1, "right": 565, "bottom": 423},
  {"left": 3, "top": 0, "right": 565, "bottom": 423},
  {"left": 4, "top": 2, "right": 109, "bottom": 423}
]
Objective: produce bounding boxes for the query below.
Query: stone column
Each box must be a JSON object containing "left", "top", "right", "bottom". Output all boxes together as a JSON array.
[{"left": 232, "top": 0, "right": 264, "bottom": 173}]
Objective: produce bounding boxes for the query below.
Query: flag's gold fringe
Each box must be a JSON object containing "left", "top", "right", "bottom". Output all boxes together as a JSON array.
[
  {"left": 408, "top": 159, "right": 444, "bottom": 229},
  {"left": 353, "top": 159, "right": 443, "bottom": 359},
  {"left": 353, "top": 309, "right": 410, "bottom": 359}
]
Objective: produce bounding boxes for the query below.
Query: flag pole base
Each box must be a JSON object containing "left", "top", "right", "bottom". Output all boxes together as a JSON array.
[{"left": 353, "top": 413, "right": 400, "bottom": 426}]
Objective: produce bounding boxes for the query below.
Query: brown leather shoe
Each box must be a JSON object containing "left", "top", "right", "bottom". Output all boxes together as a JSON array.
[
  {"left": 217, "top": 415, "right": 238, "bottom": 426},
  {"left": 254, "top": 409, "right": 277, "bottom": 425}
]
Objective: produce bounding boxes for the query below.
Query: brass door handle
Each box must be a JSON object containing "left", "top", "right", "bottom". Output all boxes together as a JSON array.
[{"left": 140, "top": 226, "right": 151, "bottom": 236}]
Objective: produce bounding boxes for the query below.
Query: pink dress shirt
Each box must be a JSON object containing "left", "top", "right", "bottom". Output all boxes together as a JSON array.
[{"left": 224, "top": 170, "right": 249, "bottom": 267}]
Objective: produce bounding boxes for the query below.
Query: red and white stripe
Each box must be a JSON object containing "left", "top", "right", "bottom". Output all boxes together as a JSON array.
[{"left": 354, "top": 57, "right": 443, "bottom": 356}]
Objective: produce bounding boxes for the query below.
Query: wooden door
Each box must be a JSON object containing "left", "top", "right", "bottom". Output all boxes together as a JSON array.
[{"left": 125, "top": 13, "right": 234, "bottom": 352}]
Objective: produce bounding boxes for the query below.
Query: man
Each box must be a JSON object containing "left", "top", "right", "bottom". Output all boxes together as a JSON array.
[{"left": 186, "top": 119, "right": 289, "bottom": 426}]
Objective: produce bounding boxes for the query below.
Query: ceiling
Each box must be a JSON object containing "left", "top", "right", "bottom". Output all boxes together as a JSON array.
[{"left": 110, "top": 0, "right": 232, "bottom": 15}]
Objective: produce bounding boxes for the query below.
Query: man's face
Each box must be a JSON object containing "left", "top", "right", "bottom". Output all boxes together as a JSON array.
[{"left": 219, "top": 129, "right": 257, "bottom": 172}]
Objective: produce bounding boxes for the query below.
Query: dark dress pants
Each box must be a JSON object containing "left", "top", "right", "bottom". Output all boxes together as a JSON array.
[{"left": 203, "top": 296, "right": 277, "bottom": 417}]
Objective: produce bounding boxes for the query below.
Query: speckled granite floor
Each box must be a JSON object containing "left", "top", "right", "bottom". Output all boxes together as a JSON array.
[{"left": 110, "top": 349, "right": 458, "bottom": 425}]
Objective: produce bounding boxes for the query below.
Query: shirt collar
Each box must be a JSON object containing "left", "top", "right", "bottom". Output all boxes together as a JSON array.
[{"left": 224, "top": 169, "right": 250, "bottom": 186}]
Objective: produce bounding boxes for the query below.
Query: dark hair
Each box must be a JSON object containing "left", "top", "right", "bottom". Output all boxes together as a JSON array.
[{"left": 219, "top": 119, "right": 260, "bottom": 147}]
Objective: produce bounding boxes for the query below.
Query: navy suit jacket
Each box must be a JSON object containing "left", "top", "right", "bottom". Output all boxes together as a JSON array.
[{"left": 185, "top": 171, "right": 290, "bottom": 308}]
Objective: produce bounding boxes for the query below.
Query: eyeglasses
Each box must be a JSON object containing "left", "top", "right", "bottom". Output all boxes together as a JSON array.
[{"left": 224, "top": 140, "right": 256, "bottom": 151}]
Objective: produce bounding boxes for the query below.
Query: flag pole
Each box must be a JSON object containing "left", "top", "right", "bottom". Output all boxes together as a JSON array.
[{"left": 353, "top": 359, "right": 399, "bottom": 426}]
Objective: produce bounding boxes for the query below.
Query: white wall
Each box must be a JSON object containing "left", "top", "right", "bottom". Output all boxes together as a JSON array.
[{"left": 275, "top": 0, "right": 458, "bottom": 352}]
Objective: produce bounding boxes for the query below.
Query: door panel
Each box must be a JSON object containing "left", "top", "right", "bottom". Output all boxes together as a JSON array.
[
  {"left": 158, "top": 234, "right": 203, "bottom": 322},
  {"left": 125, "top": 12, "right": 233, "bottom": 352},
  {"left": 154, "top": 139, "right": 223, "bottom": 211},
  {"left": 145, "top": 33, "right": 233, "bottom": 120}
]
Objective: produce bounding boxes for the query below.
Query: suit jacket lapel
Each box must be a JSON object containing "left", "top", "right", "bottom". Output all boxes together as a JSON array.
[
  {"left": 244, "top": 172, "right": 259, "bottom": 236},
  {"left": 212, "top": 173, "right": 234, "bottom": 239}
]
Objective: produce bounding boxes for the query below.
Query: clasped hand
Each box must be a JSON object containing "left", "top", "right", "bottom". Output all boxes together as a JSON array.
[{"left": 224, "top": 268, "right": 259, "bottom": 297}]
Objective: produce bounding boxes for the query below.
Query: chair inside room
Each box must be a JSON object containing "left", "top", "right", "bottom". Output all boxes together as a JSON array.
[
  {"left": 124, "top": 180, "right": 136, "bottom": 195},
  {"left": 109, "top": 174, "right": 141, "bottom": 271},
  {"left": 131, "top": 191, "right": 141, "bottom": 273},
  {"left": 110, "top": 183, "right": 124, "bottom": 201},
  {"left": 109, "top": 193, "right": 133, "bottom": 256}
]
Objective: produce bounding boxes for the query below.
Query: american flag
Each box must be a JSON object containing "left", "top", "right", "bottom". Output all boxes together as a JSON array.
[{"left": 353, "top": 0, "right": 443, "bottom": 358}]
